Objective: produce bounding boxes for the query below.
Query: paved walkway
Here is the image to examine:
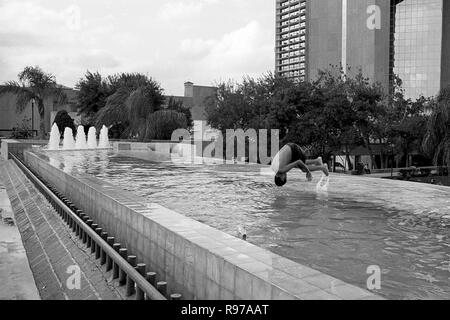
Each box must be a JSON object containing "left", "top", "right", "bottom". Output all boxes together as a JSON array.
[
  {"left": 0, "top": 160, "right": 123, "bottom": 300},
  {"left": 0, "top": 171, "right": 40, "bottom": 300}
]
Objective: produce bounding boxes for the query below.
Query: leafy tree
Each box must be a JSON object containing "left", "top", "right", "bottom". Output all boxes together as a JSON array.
[
  {"left": 95, "top": 73, "right": 165, "bottom": 139},
  {"left": 205, "top": 80, "right": 248, "bottom": 132},
  {"left": 205, "top": 69, "right": 437, "bottom": 169},
  {"left": 346, "top": 72, "right": 386, "bottom": 168},
  {"left": 205, "top": 73, "right": 301, "bottom": 135},
  {"left": 423, "top": 87, "right": 450, "bottom": 166},
  {"left": 252, "top": 73, "right": 308, "bottom": 137},
  {"left": 0, "top": 66, "right": 67, "bottom": 138},
  {"left": 206, "top": 69, "right": 390, "bottom": 165},
  {"left": 290, "top": 69, "right": 357, "bottom": 163},
  {"left": 53, "top": 110, "right": 76, "bottom": 138},
  {"left": 126, "top": 84, "right": 165, "bottom": 139},
  {"left": 390, "top": 97, "right": 429, "bottom": 167},
  {"left": 382, "top": 76, "right": 430, "bottom": 168},
  {"left": 145, "top": 110, "right": 188, "bottom": 140},
  {"left": 75, "top": 71, "right": 110, "bottom": 117},
  {"left": 166, "top": 96, "right": 193, "bottom": 130}
]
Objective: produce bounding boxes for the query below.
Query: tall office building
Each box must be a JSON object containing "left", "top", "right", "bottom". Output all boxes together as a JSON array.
[
  {"left": 307, "top": 0, "right": 391, "bottom": 93},
  {"left": 390, "top": 0, "right": 450, "bottom": 98},
  {"left": 276, "top": 0, "right": 450, "bottom": 99},
  {"left": 275, "top": 0, "right": 308, "bottom": 82}
]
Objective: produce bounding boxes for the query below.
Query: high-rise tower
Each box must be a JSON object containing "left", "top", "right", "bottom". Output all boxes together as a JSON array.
[{"left": 275, "top": 0, "right": 308, "bottom": 82}]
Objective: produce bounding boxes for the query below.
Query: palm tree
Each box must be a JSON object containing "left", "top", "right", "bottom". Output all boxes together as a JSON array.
[
  {"left": 0, "top": 66, "right": 67, "bottom": 139},
  {"left": 422, "top": 87, "right": 450, "bottom": 166},
  {"left": 95, "top": 73, "right": 165, "bottom": 140}
]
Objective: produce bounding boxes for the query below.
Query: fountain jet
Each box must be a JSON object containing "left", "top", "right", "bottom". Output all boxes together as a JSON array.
[
  {"left": 75, "top": 126, "right": 87, "bottom": 149},
  {"left": 87, "top": 127, "right": 98, "bottom": 149},
  {"left": 62, "top": 128, "right": 75, "bottom": 150},
  {"left": 47, "top": 125, "right": 111, "bottom": 151},
  {"left": 48, "top": 123, "right": 61, "bottom": 150},
  {"left": 98, "top": 125, "right": 110, "bottom": 149}
]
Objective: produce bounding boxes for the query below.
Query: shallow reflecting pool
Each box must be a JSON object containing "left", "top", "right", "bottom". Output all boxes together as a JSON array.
[{"left": 42, "top": 150, "right": 450, "bottom": 300}]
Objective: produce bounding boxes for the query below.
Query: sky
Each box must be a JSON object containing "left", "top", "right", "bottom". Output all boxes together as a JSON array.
[{"left": 0, "top": 0, "right": 276, "bottom": 96}]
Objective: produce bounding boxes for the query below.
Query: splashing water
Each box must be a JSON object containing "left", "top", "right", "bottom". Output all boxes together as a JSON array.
[
  {"left": 98, "top": 125, "right": 110, "bottom": 149},
  {"left": 87, "top": 127, "right": 97, "bottom": 149},
  {"left": 48, "top": 125, "right": 111, "bottom": 151},
  {"left": 62, "top": 128, "right": 75, "bottom": 150},
  {"left": 238, "top": 225, "right": 247, "bottom": 240},
  {"left": 47, "top": 123, "right": 61, "bottom": 150},
  {"left": 75, "top": 126, "right": 87, "bottom": 150}
]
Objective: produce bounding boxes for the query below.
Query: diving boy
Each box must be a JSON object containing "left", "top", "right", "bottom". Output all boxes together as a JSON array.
[{"left": 271, "top": 143, "right": 329, "bottom": 187}]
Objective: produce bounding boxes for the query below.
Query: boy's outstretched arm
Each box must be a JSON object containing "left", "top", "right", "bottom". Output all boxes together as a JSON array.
[{"left": 296, "top": 160, "right": 313, "bottom": 181}]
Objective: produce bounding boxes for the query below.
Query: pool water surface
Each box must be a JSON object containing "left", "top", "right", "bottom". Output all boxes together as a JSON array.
[{"left": 43, "top": 150, "right": 450, "bottom": 300}]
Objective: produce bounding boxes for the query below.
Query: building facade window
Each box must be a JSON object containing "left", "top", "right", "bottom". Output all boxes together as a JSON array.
[{"left": 391, "top": 0, "right": 444, "bottom": 99}]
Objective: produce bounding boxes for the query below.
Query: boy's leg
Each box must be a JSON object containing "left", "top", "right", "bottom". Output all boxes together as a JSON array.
[
  {"left": 307, "top": 164, "right": 330, "bottom": 176},
  {"left": 306, "top": 165, "right": 324, "bottom": 172},
  {"left": 306, "top": 157, "right": 323, "bottom": 166}
]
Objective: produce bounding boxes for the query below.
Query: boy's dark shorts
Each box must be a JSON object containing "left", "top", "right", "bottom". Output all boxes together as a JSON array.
[{"left": 286, "top": 143, "right": 306, "bottom": 163}]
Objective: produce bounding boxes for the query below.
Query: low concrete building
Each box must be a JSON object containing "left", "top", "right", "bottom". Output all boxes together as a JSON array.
[
  {"left": 164, "top": 82, "right": 219, "bottom": 141},
  {"left": 0, "top": 87, "right": 78, "bottom": 138}
]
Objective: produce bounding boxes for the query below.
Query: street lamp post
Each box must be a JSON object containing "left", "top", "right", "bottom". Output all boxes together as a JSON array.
[
  {"left": 390, "top": 144, "right": 394, "bottom": 178},
  {"left": 31, "top": 98, "right": 35, "bottom": 137}
]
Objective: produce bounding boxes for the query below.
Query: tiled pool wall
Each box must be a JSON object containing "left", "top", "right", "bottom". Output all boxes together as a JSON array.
[{"left": 23, "top": 150, "right": 382, "bottom": 300}]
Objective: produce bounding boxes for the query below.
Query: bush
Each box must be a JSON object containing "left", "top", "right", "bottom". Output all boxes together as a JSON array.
[
  {"left": 10, "top": 118, "right": 34, "bottom": 139},
  {"left": 53, "top": 110, "right": 75, "bottom": 137},
  {"left": 438, "top": 166, "right": 449, "bottom": 176}
]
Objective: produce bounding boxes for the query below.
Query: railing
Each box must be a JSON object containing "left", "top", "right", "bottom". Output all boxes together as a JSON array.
[
  {"left": 10, "top": 152, "right": 182, "bottom": 301},
  {"left": 0, "top": 129, "right": 39, "bottom": 134},
  {"left": 346, "top": 165, "right": 450, "bottom": 177},
  {"left": 370, "top": 166, "right": 449, "bottom": 175}
]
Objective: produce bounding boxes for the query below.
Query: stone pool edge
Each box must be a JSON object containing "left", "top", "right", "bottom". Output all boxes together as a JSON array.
[{"left": 23, "top": 150, "right": 383, "bottom": 300}]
